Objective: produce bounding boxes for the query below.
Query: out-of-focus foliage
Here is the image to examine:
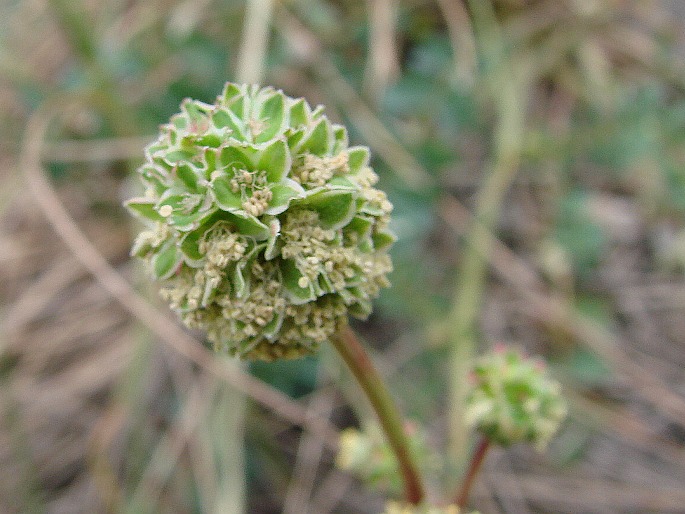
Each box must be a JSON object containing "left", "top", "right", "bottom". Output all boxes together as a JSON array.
[{"left": 3, "top": 0, "right": 685, "bottom": 513}]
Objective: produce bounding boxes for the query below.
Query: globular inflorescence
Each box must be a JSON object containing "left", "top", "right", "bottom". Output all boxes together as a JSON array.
[
  {"left": 465, "top": 347, "right": 568, "bottom": 450},
  {"left": 126, "top": 83, "right": 394, "bottom": 360},
  {"left": 336, "top": 423, "right": 434, "bottom": 497}
]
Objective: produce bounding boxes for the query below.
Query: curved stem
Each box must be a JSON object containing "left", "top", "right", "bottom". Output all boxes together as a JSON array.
[
  {"left": 454, "top": 436, "right": 490, "bottom": 508},
  {"left": 330, "top": 324, "right": 425, "bottom": 505}
]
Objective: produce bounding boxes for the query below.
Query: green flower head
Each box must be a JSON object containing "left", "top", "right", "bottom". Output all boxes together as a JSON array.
[
  {"left": 381, "top": 502, "right": 476, "bottom": 514},
  {"left": 465, "top": 346, "right": 567, "bottom": 450},
  {"left": 336, "top": 422, "right": 433, "bottom": 496},
  {"left": 126, "top": 84, "right": 394, "bottom": 360}
]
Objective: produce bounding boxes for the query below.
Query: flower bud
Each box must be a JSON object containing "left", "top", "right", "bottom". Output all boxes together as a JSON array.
[
  {"left": 465, "top": 347, "right": 567, "bottom": 450},
  {"left": 126, "top": 83, "right": 394, "bottom": 360}
]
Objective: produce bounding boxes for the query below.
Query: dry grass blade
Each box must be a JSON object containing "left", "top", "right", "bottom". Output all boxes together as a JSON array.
[
  {"left": 481, "top": 473, "right": 685, "bottom": 512},
  {"left": 308, "top": 467, "right": 355, "bottom": 514},
  {"left": 282, "top": 381, "right": 336, "bottom": 514},
  {"left": 3, "top": 256, "right": 85, "bottom": 335},
  {"left": 236, "top": 0, "right": 275, "bottom": 85},
  {"left": 363, "top": 0, "right": 400, "bottom": 100},
  {"left": 127, "top": 374, "right": 219, "bottom": 509},
  {"left": 41, "top": 136, "right": 154, "bottom": 162},
  {"left": 436, "top": 0, "right": 477, "bottom": 86}
]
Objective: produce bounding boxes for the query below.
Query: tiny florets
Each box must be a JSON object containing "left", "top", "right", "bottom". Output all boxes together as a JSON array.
[
  {"left": 126, "top": 83, "right": 395, "bottom": 360},
  {"left": 465, "top": 346, "right": 568, "bottom": 450}
]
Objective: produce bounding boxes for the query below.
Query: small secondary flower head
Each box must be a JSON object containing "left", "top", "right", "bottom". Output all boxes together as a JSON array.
[
  {"left": 126, "top": 83, "right": 394, "bottom": 360},
  {"left": 465, "top": 346, "right": 567, "bottom": 450},
  {"left": 336, "top": 422, "right": 433, "bottom": 496},
  {"left": 381, "top": 502, "right": 477, "bottom": 514}
]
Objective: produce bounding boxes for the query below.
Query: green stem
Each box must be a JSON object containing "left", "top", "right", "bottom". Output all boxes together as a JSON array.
[
  {"left": 447, "top": 1, "right": 526, "bottom": 468},
  {"left": 330, "top": 324, "right": 425, "bottom": 505},
  {"left": 454, "top": 436, "right": 490, "bottom": 508}
]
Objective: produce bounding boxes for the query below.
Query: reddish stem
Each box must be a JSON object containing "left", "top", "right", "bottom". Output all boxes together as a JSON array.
[
  {"left": 455, "top": 436, "right": 491, "bottom": 508},
  {"left": 331, "top": 324, "right": 425, "bottom": 505}
]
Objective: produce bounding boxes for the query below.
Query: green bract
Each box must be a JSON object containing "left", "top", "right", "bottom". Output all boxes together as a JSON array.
[
  {"left": 465, "top": 347, "right": 567, "bottom": 450},
  {"left": 126, "top": 83, "right": 394, "bottom": 360}
]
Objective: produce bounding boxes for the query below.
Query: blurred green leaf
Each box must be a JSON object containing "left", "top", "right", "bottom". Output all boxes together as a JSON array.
[{"left": 554, "top": 191, "right": 605, "bottom": 278}]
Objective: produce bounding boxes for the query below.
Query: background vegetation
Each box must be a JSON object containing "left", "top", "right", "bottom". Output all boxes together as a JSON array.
[{"left": 2, "top": 0, "right": 685, "bottom": 512}]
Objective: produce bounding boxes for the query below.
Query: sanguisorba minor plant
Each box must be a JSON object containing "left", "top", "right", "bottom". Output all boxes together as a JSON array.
[{"left": 125, "top": 83, "right": 566, "bottom": 512}]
